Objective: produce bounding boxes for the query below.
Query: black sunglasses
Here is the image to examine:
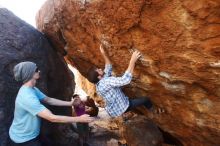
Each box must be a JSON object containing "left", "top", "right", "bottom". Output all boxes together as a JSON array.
[{"left": 35, "top": 67, "right": 39, "bottom": 72}]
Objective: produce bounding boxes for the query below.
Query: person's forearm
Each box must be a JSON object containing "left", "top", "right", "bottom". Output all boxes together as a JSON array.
[
  {"left": 102, "top": 53, "right": 111, "bottom": 65},
  {"left": 126, "top": 59, "right": 136, "bottom": 74},
  {"left": 38, "top": 108, "right": 93, "bottom": 123},
  {"left": 50, "top": 115, "right": 79, "bottom": 123},
  {"left": 100, "top": 45, "right": 111, "bottom": 65},
  {"left": 126, "top": 50, "right": 141, "bottom": 74},
  {"left": 47, "top": 98, "right": 71, "bottom": 106}
]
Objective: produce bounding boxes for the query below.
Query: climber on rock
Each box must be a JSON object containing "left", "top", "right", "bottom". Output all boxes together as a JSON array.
[
  {"left": 9, "top": 61, "right": 95, "bottom": 146},
  {"left": 87, "top": 45, "right": 161, "bottom": 118}
]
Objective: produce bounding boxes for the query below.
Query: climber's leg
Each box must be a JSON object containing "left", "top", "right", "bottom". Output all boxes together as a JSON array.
[
  {"left": 126, "top": 97, "right": 153, "bottom": 112},
  {"left": 125, "top": 97, "right": 165, "bottom": 114}
]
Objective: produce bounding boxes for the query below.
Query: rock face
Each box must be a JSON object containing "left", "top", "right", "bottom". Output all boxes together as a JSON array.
[
  {"left": 0, "top": 8, "right": 75, "bottom": 146},
  {"left": 121, "top": 116, "right": 163, "bottom": 146},
  {"left": 36, "top": 0, "right": 220, "bottom": 146},
  {"left": 87, "top": 119, "right": 121, "bottom": 146}
]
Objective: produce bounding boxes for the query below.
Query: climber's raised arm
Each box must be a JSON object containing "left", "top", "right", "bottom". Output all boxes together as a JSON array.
[
  {"left": 126, "top": 50, "right": 141, "bottom": 74},
  {"left": 100, "top": 44, "right": 111, "bottom": 65}
]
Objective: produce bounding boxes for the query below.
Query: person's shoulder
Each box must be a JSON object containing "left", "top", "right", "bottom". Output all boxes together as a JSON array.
[
  {"left": 102, "top": 75, "right": 114, "bottom": 80},
  {"left": 103, "top": 76, "right": 117, "bottom": 82},
  {"left": 33, "top": 87, "right": 41, "bottom": 92},
  {"left": 18, "top": 87, "right": 36, "bottom": 99},
  {"left": 18, "top": 86, "right": 32, "bottom": 93},
  {"left": 96, "top": 78, "right": 106, "bottom": 86},
  {"left": 98, "top": 76, "right": 115, "bottom": 85}
]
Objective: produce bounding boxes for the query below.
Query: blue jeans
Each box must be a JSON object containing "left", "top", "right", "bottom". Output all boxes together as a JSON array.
[{"left": 126, "top": 97, "right": 153, "bottom": 112}]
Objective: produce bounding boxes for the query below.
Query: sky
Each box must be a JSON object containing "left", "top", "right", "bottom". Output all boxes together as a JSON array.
[{"left": 0, "top": 0, "right": 47, "bottom": 27}]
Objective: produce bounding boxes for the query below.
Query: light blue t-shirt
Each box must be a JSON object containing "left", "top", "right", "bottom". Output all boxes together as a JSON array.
[{"left": 9, "top": 86, "right": 46, "bottom": 143}]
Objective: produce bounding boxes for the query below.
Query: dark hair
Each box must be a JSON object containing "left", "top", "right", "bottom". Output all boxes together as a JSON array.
[
  {"left": 72, "top": 94, "right": 79, "bottom": 98},
  {"left": 87, "top": 67, "right": 99, "bottom": 84}
]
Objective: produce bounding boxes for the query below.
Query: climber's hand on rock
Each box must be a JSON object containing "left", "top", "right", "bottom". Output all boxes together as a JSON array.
[{"left": 131, "top": 50, "right": 142, "bottom": 63}]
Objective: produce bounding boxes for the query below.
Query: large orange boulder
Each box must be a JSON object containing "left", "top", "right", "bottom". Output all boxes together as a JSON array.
[{"left": 36, "top": 0, "right": 220, "bottom": 145}]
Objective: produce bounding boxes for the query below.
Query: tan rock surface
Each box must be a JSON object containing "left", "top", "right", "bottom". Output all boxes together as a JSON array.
[
  {"left": 36, "top": 0, "right": 220, "bottom": 145},
  {"left": 121, "top": 115, "right": 163, "bottom": 146}
]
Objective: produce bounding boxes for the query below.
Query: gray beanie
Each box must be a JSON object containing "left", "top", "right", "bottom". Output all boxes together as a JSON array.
[{"left": 13, "top": 61, "right": 37, "bottom": 83}]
